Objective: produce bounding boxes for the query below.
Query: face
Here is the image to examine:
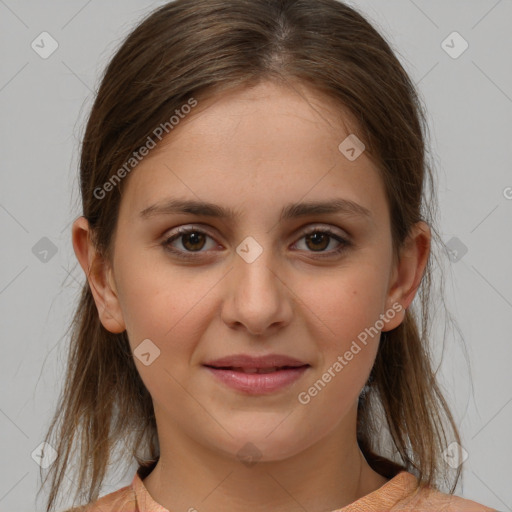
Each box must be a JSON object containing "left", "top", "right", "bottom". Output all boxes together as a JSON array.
[{"left": 82, "top": 79, "right": 416, "bottom": 464}]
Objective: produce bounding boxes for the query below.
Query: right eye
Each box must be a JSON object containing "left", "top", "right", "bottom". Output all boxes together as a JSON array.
[{"left": 162, "top": 226, "right": 221, "bottom": 258}]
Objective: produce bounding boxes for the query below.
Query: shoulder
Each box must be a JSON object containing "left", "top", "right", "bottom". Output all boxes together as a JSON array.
[
  {"left": 60, "top": 483, "right": 137, "bottom": 512},
  {"left": 393, "top": 476, "right": 497, "bottom": 511}
]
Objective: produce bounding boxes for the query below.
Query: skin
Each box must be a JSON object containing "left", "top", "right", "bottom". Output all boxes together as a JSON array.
[{"left": 73, "top": 79, "right": 431, "bottom": 512}]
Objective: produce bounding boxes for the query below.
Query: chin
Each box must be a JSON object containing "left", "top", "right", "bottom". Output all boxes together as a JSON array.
[{"left": 210, "top": 425, "right": 316, "bottom": 465}]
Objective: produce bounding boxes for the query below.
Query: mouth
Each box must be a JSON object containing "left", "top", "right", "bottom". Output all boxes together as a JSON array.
[
  {"left": 204, "top": 365, "right": 309, "bottom": 374},
  {"left": 202, "top": 364, "right": 310, "bottom": 394}
]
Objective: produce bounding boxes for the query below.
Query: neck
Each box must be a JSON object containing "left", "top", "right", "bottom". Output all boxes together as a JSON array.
[{"left": 142, "top": 417, "right": 389, "bottom": 512}]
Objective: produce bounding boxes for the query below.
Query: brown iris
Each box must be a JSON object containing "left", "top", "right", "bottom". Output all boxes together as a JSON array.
[
  {"left": 181, "top": 232, "right": 207, "bottom": 251},
  {"left": 305, "top": 232, "right": 330, "bottom": 251}
]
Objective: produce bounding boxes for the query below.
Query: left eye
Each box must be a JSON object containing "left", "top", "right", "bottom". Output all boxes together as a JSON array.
[
  {"left": 294, "top": 228, "right": 350, "bottom": 253},
  {"left": 162, "top": 226, "right": 350, "bottom": 258}
]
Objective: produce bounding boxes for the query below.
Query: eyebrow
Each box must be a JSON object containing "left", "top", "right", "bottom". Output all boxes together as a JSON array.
[{"left": 139, "top": 197, "right": 372, "bottom": 222}]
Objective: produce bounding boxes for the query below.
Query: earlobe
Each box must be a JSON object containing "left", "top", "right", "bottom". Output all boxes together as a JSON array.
[
  {"left": 71, "top": 216, "right": 126, "bottom": 334},
  {"left": 382, "top": 221, "right": 431, "bottom": 332}
]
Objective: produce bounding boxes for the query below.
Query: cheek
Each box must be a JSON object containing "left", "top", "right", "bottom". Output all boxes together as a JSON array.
[
  {"left": 296, "top": 279, "right": 380, "bottom": 426},
  {"left": 114, "top": 248, "right": 217, "bottom": 341},
  {"left": 292, "top": 264, "right": 386, "bottom": 402},
  {"left": 295, "top": 263, "right": 388, "bottom": 345},
  {"left": 114, "top": 258, "right": 218, "bottom": 401}
]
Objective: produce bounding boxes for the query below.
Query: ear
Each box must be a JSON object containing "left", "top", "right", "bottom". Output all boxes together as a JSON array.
[
  {"left": 382, "top": 220, "right": 431, "bottom": 332},
  {"left": 71, "top": 216, "right": 126, "bottom": 333}
]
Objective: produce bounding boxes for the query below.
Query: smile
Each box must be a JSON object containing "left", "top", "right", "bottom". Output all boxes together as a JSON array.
[{"left": 203, "top": 365, "right": 310, "bottom": 395}]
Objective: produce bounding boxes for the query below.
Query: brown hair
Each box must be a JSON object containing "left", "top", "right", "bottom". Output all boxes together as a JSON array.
[{"left": 40, "top": 0, "right": 467, "bottom": 510}]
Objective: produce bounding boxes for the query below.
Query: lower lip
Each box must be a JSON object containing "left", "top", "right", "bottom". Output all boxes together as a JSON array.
[{"left": 204, "top": 366, "right": 309, "bottom": 395}]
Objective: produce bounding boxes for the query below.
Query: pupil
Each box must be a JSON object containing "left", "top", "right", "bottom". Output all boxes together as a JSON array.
[
  {"left": 307, "top": 232, "right": 328, "bottom": 251},
  {"left": 185, "top": 232, "right": 204, "bottom": 251}
]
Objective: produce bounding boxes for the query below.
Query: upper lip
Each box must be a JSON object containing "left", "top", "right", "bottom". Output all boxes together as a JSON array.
[{"left": 203, "top": 354, "right": 309, "bottom": 369}]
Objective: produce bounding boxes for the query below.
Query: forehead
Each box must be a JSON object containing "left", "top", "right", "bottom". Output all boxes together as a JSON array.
[{"left": 118, "top": 80, "right": 388, "bottom": 225}]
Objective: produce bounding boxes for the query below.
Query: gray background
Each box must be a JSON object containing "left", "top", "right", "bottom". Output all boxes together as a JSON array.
[{"left": 0, "top": 1, "right": 511, "bottom": 511}]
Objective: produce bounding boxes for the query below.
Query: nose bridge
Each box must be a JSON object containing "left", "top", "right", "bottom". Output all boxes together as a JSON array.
[
  {"left": 235, "top": 233, "right": 281, "bottom": 302},
  {"left": 224, "top": 233, "right": 291, "bottom": 334}
]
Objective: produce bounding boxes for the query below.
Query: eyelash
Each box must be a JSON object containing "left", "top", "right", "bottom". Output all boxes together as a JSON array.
[{"left": 161, "top": 225, "right": 352, "bottom": 260}]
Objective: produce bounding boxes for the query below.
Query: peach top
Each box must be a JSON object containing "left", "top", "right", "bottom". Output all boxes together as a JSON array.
[{"left": 68, "top": 468, "right": 497, "bottom": 512}]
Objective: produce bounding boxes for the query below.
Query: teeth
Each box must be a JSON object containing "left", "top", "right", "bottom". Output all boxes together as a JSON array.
[{"left": 232, "top": 367, "right": 280, "bottom": 374}]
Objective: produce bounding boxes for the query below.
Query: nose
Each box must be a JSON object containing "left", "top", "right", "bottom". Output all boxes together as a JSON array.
[{"left": 221, "top": 243, "right": 293, "bottom": 336}]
